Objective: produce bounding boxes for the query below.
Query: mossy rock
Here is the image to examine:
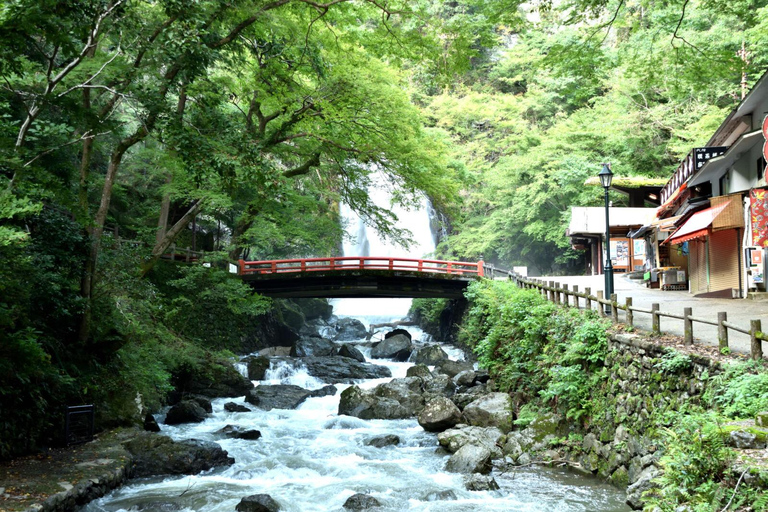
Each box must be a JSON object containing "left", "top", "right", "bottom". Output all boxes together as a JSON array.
[
  {"left": 609, "top": 465, "right": 629, "bottom": 487},
  {"left": 528, "top": 413, "right": 562, "bottom": 442},
  {"left": 756, "top": 412, "right": 768, "bottom": 428},
  {"left": 276, "top": 300, "right": 306, "bottom": 331}
]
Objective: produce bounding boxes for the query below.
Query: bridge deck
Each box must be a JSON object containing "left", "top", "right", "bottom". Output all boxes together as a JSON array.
[{"left": 239, "top": 257, "right": 483, "bottom": 298}]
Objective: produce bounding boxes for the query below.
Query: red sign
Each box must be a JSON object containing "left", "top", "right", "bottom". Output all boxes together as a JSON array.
[
  {"left": 752, "top": 249, "right": 763, "bottom": 266},
  {"left": 762, "top": 114, "right": 768, "bottom": 139}
]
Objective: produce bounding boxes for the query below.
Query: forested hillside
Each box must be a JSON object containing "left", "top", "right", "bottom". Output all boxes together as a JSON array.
[
  {"left": 1, "top": 0, "right": 766, "bottom": 458},
  {"left": 428, "top": 0, "right": 768, "bottom": 273}
]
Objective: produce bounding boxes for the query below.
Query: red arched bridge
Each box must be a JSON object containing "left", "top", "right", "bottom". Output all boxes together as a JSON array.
[{"left": 238, "top": 257, "right": 495, "bottom": 298}]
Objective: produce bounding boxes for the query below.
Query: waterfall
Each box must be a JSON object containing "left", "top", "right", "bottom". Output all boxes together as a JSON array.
[{"left": 334, "top": 177, "right": 437, "bottom": 324}]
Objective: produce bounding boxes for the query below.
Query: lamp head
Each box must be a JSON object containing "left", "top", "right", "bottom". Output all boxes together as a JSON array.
[{"left": 598, "top": 163, "right": 613, "bottom": 189}]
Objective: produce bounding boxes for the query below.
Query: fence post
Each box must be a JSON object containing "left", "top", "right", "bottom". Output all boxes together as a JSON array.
[
  {"left": 718, "top": 312, "right": 728, "bottom": 351},
  {"left": 751, "top": 319, "right": 763, "bottom": 360},
  {"left": 554, "top": 283, "right": 561, "bottom": 304},
  {"left": 549, "top": 281, "right": 555, "bottom": 302},
  {"left": 626, "top": 297, "right": 633, "bottom": 326},
  {"left": 477, "top": 260, "right": 485, "bottom": 277},
  {"left": 585, "top": 287, "right": 591, "bottom": 310},
  {"left": 572, "top": 285, "right": 579, "bottom": 308},
  {"left": 562, "top": 284, "right": 569, "bottom": 307},
  {"left": 238, "top": 259, "right": 245, "bottom": 275},
  {"left": 610, "top": 293, "right": 618, "bottom": 322},
  {"left": 652, "top": 303, "right": 660, "bottom": 334},
  {"left": 684, "top": 307, "right": 693, "bottom": 345},
  {"left": 597, "top": 291, "right": 605, "bottom": 317},
  {"left": 185, "top": 246, "right": 191, "bottom": 262}
]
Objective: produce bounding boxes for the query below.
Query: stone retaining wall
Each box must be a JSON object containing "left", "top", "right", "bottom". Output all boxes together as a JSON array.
[{"left": 503, "top": 332, "right": 722, "bottom": 509}]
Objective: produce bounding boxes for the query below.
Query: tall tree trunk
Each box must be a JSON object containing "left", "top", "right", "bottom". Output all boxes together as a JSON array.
[
  {"left": 141, "top": 199, "right": 205, "bottom": 277},
  {"left": 156, "top": 176, "right": 172, "bottom": 245},
  {"left": 78, "top": 128, "right": 148, "bottom": 343}
]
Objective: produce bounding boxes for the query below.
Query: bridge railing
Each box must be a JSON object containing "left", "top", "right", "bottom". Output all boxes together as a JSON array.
[{"left": 238, "top": 257, "right": 485, "bottom": 276}]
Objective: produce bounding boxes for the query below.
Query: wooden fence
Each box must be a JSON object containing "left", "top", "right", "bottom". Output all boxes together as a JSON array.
[{"left": 510, "top": 274, "right": 768, "bottom": 360}]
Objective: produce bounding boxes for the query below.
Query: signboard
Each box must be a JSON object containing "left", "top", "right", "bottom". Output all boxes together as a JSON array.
[
  {"left": 746, "top": 246, "right": 764, "bottom": 286},
  {"left": 694, "top": 147, "right": 727, "bottom": 170}
]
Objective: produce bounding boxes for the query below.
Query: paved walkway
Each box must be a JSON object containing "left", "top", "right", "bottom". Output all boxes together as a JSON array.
[{"left": 535, "top": 274, "right": 768, "bottom": 356}]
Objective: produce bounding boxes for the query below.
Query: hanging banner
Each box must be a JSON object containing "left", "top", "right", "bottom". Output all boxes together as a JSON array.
[{"left": 751, "top": 188, "right": 768, "bottom": 247}]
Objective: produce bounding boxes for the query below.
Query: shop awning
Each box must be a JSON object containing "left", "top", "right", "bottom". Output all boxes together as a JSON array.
[{"left": 665, "top": 200, "right": 732, "bottom": 245}]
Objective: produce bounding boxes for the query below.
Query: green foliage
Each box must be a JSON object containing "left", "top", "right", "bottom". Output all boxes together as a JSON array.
[
  {"left": 705, "top": 361, "right": 768, "bottom": 419},
  {"left": 410, "top": 298, "right": 450, "bottom": 331},
  {"left": 462, "top": 280, "right": 609, "bottom": 421},
  {"left": 161, "top": 264, "right": 271, "bottom": 351},
  {"left": 655, "top": 349, "right": 693, "bottom": 373},
  {"left": 645, "top": 412, "right": 734, "bottom": 510}
]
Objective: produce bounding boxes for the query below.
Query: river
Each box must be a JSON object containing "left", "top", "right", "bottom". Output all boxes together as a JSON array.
[{"left": 80, "top": 316, "right": 631, "bottom": 512}]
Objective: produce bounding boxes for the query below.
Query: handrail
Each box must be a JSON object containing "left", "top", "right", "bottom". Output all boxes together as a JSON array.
[
  {"left": 511, "top": 274, "right": 768, "bottom": 360},
  {"left": 239, "top": 257, "right": 486, "bottom": 277}
]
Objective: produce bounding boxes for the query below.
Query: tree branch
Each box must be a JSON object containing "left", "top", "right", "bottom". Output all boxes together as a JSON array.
[
  {"left": 283, "top": 152, "right": 321, "bottom": 177},
  {"left": 23, "top": 130, "right": 111, "bottom": 168}
]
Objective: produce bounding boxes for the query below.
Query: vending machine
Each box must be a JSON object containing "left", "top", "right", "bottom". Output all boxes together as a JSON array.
[{"left": 746, "top": 247, "right": 767, "bottom": 292}]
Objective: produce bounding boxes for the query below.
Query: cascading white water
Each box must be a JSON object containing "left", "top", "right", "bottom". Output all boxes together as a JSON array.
[
  {"left": 334, "top": 176, "right": 437, "bottom": 324},
  {"left": 82, "top": 354, "right": 630, "bottom": 512}
]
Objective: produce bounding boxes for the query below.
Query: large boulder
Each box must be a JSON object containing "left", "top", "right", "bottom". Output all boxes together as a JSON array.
[
  {"left": 343, "top": 493, "right": 381, "bottom": 510},
  {"left": 452, "top": 386, "right": 489, "bottom": 410},
  {"left": 338, "top": 386, "right": 410, "bottom": 420},
  {"left": 366, "top": 434, "right": 400, "bottom": 448},
  {"left": 435, "top": 360, "right": 474, "bottom": 378},
  {"left": 462, "top": 393, "right": 513, "bottom": 431},
  {"left": 418, "top": 397, "right": 462, "bottom": 432},
  {"left": 124, "top": 433, "right": 234, "bottom": 477},
  {"left": 406, "top": 364, "right": 433, "bottom": 379},
  {"left": 437, "top": 425, "right": 504, "bottom": 458},
  {"left": 224, "top": 402, "right": 252, "bottom": 413},
  {"left": 245, "top": 356, "right": 271, "bottom": 381},
  {"left": 293, "top": 298, "right": 333, "bottom": 321},
  {"left": 385, "top": 328, "right": 412, "bottom": 341},
  {"left": 445, "top": 443, "right": 493, "bottom": 474},
  {"left": 144, "top": 413, "right": 161, "bottom": 432},
  {"left": 246, "top": 385, "right": 312, "bottom": 410},
  {"left": 216, "top": 425, "right": 262, "bottom": 440},
  {"left": 465, "top": 474, "right": 500, "bottom": 491},
  {"left": 626, "top": 466, "right": 661, "bottom": 510},
  {"left": 333, "top": 318, "right": 368, "bottom": 341},
  {"left": 236, "top": 494, "right": 281, "bottom": 512},
  {"left": 423, "top": 374, "right": 457, "bottom": 401},
  {"left": 276, "top": 300, "right": 306, "bottom": 332},
  {"left": 412, "top": 345, "right": 449, "bottom": 366},
  {"left": 171, "top": 358, "right": 253, "bottom": 399},
  {"left": 299, "top": 356, "right": 391, "bottom": 383},
  {"left": 337, "top": 343, "right": 366, "bottom": 363},
  {"left": 164, "top": 400, "right": 208, "bottom": 425},
  {"left": 372, "top": 377, "right": 426, "bottom": 416},
  {"left": 371, "top": 334, "right": 412, "bottom": 361},
  {"left": 291, "top": 335, "right": 336, "bottom": 357}
]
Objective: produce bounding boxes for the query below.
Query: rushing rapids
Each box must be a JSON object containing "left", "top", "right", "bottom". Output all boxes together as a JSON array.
[{"left": 81, "top": 323, "right": 631, "bottom": 512}]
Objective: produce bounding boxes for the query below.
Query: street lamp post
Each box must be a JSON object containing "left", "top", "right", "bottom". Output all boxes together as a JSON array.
[{"left": 599, "top": 163, "right": 614, "bottom": 314}]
